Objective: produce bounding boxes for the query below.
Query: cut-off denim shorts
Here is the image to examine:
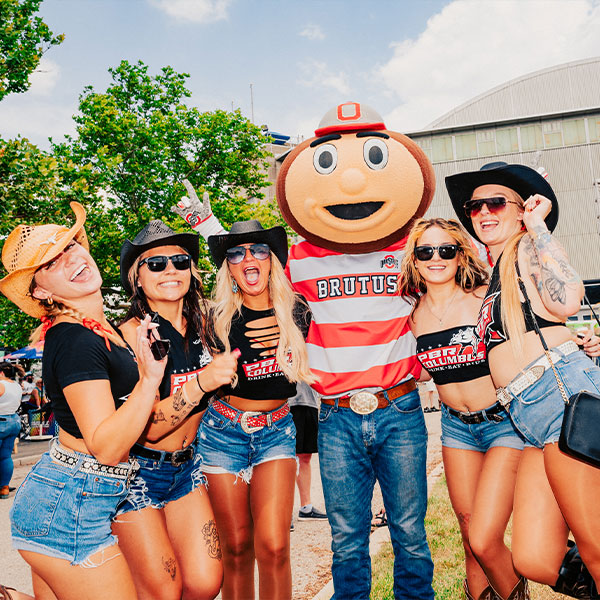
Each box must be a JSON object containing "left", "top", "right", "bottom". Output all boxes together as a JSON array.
[
  {"left": 116, "top": 442, "right": 206, "bottom": 514},
  {"left": 441, "top": 402, "right": 525, "bottom": 452},
  {"left": 504, "top": 349, "right": 600, "bottom": 449},
  {"left": 10, "top": 446, "right": 131, "bottom": 565},
  {"left": 197, "top": 399, "right": 297, "bottom": 483}
]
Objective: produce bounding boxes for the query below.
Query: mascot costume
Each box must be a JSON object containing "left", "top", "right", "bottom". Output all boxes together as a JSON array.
[{"left": 173, "top": 102, "right": 436, "bottom": 599}]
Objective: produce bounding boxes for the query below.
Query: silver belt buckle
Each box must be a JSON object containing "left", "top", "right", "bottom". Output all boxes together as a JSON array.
[
  {"left": 349, "top": 391, "right": 378, "bottom": 415},
  {"left": 240, "top": 411, "right": 264, "bottom": 434}
]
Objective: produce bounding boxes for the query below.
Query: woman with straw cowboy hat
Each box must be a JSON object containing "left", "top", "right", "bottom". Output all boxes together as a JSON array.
[{"left": 0, "top": 202, "right": 166, "bottom": 600}]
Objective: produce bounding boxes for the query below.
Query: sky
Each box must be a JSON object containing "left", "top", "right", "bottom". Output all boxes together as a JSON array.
[{"left": 2, "top": 0, "right": 600, "bottom": 150}]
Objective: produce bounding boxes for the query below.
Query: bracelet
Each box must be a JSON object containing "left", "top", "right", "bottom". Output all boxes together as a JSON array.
[{"left": 196, "top": 373, "right": 207, "bottom": 394}]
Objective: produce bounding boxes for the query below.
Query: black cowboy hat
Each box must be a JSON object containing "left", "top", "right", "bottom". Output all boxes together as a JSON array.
[
  {"left": 445, "top": 161, "right": 559, "bottom": 243},
  {"left": 208, "top": 220, "right": 288, "bottom": 269},
  {"left": 120, "top": 220, "right": 199, "bottom": 296}
]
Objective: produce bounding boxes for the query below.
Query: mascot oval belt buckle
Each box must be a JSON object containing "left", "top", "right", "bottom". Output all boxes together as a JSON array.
[
  {"left": 240, "top": 411, "right": 264, "bottom": 434},
  {"left": 349, "top": 391, "right": 379, "bottom": 415}
]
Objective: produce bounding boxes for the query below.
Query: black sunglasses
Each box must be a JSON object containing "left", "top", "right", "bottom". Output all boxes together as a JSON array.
[
  {"left": 138, "top": 254, "right": 191, "bottom": 272},
  {"left": 147, "top": 312, "right": 171, "bottom": 360},
  {"left": 463, "top": 197, "right": 520, "bottom": 217},
  {"left": 225, "top": 243, "right": 270, "bottom": 265},
  {"left": 414, "top": 244, "right": 459, "bottom": 261}
]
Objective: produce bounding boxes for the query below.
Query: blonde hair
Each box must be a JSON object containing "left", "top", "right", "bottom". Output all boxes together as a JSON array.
[
  {"left": 212, "top": 252, "right": 315, "bottom": 385},
  {"left": 398, "top": 218, "right": 489, "bottom": 307}
]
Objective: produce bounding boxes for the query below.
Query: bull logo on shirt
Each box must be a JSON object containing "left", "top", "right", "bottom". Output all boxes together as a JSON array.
[{"left": 475, "top": 292, "right": 505, "bottom": 346}]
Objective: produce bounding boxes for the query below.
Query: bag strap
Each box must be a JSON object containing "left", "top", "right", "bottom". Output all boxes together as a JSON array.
[{"left": 516, "top": 262, "right": 570, "bottom": 405}]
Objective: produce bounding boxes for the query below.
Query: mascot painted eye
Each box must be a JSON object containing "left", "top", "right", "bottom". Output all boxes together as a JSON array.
[
  {"left": 363, "top": 138, "right": 388, "bottom": 170},
  {"left": 313, "top": 144, "right": 338, "bottom": 174}
]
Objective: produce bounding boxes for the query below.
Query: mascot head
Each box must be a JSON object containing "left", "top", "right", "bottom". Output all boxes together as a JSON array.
[{"left": 276, "top": 101, "right": 435, "bottom": 253}]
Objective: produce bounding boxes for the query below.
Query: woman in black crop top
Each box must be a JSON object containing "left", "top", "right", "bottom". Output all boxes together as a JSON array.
[
  {"left": 197, "top": 220, "right": 314, "bottom": 600},
  {"left": 447, "top": 162, "right": 600, "bottom": 597},
  {"left": 400, "top": 218, "right": 529, "bottom": 600},
  {"left": 113, "top": 221, "right": 238, "bottom": 600},
  {"left": 0, "top": 203, "right": 165, "bottom": 599}
]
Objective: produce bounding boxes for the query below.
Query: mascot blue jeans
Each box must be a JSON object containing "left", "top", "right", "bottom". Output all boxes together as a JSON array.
[{"left": 318, "top": 389, "right": 434, "bottom": 600}]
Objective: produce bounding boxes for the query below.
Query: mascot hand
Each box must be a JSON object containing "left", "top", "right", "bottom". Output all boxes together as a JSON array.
[{"left": 171, "top": 179, "right": 226, "bottom": 238}]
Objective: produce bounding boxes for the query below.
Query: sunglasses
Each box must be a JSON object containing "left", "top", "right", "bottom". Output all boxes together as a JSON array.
[
  {"left": 148, "top": 312, "right": 170, "bottom": 360},
  {"left": 463, "top": 197, "right": 520, "bottom": 217},
  {"left": 225, "top": 243, "right": 270, "bottom": 265},
  {"left": 414, "top": 244, "right": 459, "bottom": 261},
  {"left": 138, "top": 254, "right": 191, "bottom": 272}
]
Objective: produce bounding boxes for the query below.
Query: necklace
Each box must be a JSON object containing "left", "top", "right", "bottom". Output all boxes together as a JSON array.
[{"left": 424, "top": 288, "right": 460, "bottom": 325}]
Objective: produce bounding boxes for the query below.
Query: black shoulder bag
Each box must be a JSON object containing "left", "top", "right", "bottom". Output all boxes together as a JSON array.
[{"left": 517, "top": 267, "right": 600, "bottom": 468}]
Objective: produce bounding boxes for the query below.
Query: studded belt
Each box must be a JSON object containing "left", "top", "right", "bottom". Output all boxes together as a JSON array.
[
  {"left": 212, "top": 399, "right": 290, "bottom": 434},
  {"left": 496, "top": 340, "right": 579, "bottom": 408},
  {"left": 50, "top": 443, "right": 139, "bottom": 486},
  {"left": 131, "top": 442, "right": 194, "bottom": 467},
  {"left": 445, "top": 401, "right": 506, "bottom": 424},
  {"left": 321, "top": 379, "right": 417, "bottom": 415}
]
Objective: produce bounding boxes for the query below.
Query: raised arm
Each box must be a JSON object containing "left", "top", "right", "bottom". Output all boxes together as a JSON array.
[{"left": 520, "top": 194, "right": 584, "bottom": 319}]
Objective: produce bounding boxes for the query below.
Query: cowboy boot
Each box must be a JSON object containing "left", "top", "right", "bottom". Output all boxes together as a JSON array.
[
  {"left": 551, "top": 541, "right": 596, "bottom": 599},
  {"left": 464, "top": 579, "right": 501, "bottom": 600},
  {"left": 505, "top": 577, "right": 530, "bottom": 600}
]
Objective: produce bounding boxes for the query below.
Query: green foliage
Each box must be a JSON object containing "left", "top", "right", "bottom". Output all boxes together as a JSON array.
[{"left": 0, "top": 0, "right": 64, "bottom": 100}]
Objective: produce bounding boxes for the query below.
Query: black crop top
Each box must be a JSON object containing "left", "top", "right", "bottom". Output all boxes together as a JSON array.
[
  {"left": 216, "top": 302, "right": 311, "bottom": 401},
  {"left": 476, "top": 256, "right": 563, "bottom": 351},
  {"left": 153, "top": 313, "right": 213, "bottom": 414},
  {"left": 42, "top": 322, "right": 139, "bottom": 439},
  {"left": 416, "top": 326, "right": 489, "bottom": 385}
]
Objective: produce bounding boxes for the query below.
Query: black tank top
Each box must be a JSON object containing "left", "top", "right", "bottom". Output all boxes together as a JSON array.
[
  {"left": 416, "top": 326, "right": 488, "bottom": 385},
  {"left": 476, "top": 256, "right": 563, "bottom": 351}
]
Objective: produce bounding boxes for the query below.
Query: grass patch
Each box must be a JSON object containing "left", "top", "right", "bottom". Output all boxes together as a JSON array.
[{"left": 370, "top": 476, "right": 568, "bottom": 599}]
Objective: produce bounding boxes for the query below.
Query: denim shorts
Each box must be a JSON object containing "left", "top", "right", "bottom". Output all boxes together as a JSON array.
[
  {"left": 197, "top": 399, "right": 296, "bottom": 483},
  {"left": 10, "top": 448, "right": 130, "bottom": 565},
  {"left": 440, "top": 402, "right": 525, "bottom": 452},
  {"left": 116, "top": 443, "right": 206, "bottom": 514},
  {"left": 505, "top": 350, "right": 600, "bottom": 449}
]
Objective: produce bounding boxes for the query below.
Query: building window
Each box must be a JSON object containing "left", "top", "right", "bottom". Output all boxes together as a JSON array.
[
  {"left": 414, "top": 137, "right": 432, "bottom": 160},
  {"left": 477, "top": 130, "right": 496, "bottom": 157},
  {"left": 587, "top": 116, "right": 600, "bottom": 142},
  {"left": 542, "top": 120, "right": 563, "bottom": 148},
  {"left": 496, "top": 128, "right": 519, "bottom": 154},
  {"left": 520, "top": 124, "right": 544, "bottom": 151},
  {"left": 432, "top": 136, "right": 454, "bottom": 162},
  {"left": 455, "top": 132, "right": 477, "bottom": 159},
  {"left": 563, "top": 118, "right": 586, "bottom": 145}
]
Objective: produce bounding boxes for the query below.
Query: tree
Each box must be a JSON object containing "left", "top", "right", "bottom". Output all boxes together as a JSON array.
[{"left": 0, "top": 0, "right": 64, "bottom": 101}]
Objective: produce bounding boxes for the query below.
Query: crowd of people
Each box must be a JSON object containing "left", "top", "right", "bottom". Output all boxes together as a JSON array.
[{"left": 0, "top": 103, "right": 600, "bottom": 600}]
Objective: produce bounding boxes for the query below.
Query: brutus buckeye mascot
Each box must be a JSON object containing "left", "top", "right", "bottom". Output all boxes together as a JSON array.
[{"left": 173, "top": 102, "right": 436, "bottom": 599}]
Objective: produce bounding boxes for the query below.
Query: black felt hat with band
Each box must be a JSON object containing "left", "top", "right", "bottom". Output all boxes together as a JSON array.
[
  {"left": 208, "top": 220, "right": 288, "bottom": 269},
  {"left": 445, "top": 161, "right": 559, "bottom": 243},
  {"left": 120, "top": 220, "right": 199, "bottom": 296}
]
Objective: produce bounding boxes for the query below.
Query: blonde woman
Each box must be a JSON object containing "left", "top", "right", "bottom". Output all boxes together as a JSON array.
[
  {"left": 447, "top": 161, "right": 600, "bottom": 597},
  {"left": 399, "top": 218, "right": 528, "bottom": 600},
  {"left": 197, "top": 220, "right": 314, "bottom": 600},
  {"left": 0, "top": 203, "right": 165, "bottom": 600}
]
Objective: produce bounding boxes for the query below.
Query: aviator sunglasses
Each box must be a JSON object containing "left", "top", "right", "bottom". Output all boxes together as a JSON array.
[
  {"left": 463, "top": 196, "right": 520, "bottom": 217},
  {"left": 138, "top": 254, "right": 191, "bottom": 272},
  {"left": 225, "top": 243, "right": 270, "bottom": 265},
  {"left": 414, "top": 244, "right": 459, "bottom": 261}
]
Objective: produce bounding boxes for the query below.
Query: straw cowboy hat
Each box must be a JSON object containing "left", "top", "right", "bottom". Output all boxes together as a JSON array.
[
  {"left": 120, "top": 220, "right": 199, "bottom": 297},
  {"left": 208, "top": 220, "right": 288, "bottom": 269},
  {"left": 0, "top": 202, "right": 89, "bottom": 318},
  {"left": 446, "top": 161, "right": 559, "bottom": 243}
]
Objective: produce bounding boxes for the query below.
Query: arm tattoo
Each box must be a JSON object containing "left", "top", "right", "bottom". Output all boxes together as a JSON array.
[
  {"left": 170, "top": 413, "right": 182, "bottom": 427},
  {"left": 162, "top": 556, "right": 177, "bottom": 581},
  {"left": 202, "top": 519, "right": 222, "bottom": 560},
  {"left": 172, "top": 388, "right": 187, "bottom": 411},
  {"left": 152, "top": 409, "right": 166, "bottom": 424},
  {"left": 541, "top": 264, "right": 567, "bottom": 304}
]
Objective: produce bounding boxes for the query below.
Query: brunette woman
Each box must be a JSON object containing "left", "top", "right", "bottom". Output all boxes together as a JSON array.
[
  {"left": 399, "top": 218, "right": 528, "bottom": 600},
  {"left": 447, "top": 161, "right": 600, "bottom": 596},
  {"left": 0, "top": 203, "right": 165, "bottom": 600},
  {"left": 0, "top": 362, "right": 24, "bottom": 500},
  {"left": 114, "top": 221, "right": 238, "bottom": 600},
  {"left": 197, "top": 220, "right": 314, "bottom": 600}
]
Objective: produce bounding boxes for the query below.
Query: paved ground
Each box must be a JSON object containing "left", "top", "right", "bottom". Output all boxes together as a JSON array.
[{"left": 0, "top": 406, "right": 443, "bottom": 598}]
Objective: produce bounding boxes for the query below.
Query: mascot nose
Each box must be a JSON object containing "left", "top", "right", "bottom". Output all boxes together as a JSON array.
[{"left": 339, "top": 168, "right": 367, "bottom": 195}]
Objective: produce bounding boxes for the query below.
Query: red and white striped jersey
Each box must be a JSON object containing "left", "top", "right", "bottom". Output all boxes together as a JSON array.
[{"left": 286, "top": 239, "right": 420, "bottom": 397}]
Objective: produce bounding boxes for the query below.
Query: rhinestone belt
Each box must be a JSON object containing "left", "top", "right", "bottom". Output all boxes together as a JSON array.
[
  {"left": 212, "top": 399, "right": 290, "bottom": 434},
  {"left": 496, "top": 340, "right": 579, "bottom": 408}
]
